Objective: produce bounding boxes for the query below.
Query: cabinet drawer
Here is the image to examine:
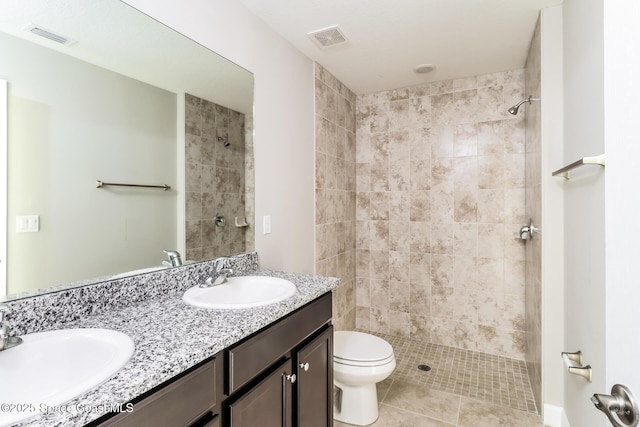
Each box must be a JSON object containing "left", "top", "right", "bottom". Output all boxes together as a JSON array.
[
  {"left": 100, "top": 358, "right": 218, "bottom": 427},
  {"left": 227, "top": 292, "right": 332, "bottom": 394}
]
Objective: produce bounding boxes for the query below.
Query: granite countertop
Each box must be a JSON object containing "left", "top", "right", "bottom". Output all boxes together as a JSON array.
[{"left": 14, "top": 269, "right": 339, "bottom": 427}]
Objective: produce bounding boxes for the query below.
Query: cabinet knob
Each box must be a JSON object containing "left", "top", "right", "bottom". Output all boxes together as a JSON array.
[
  {"left": 299, "top": 362, "right": 310, "bottom": 371},
  {"left": 285, "top": 373, "right": 297, "bottom": 384}
]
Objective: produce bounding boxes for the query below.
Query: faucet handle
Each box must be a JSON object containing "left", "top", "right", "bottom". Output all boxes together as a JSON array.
[
  {"left": 213, "top": 257, "right": 227, "bottom": 272},
  {"left": 0, "top": 304, "right": 10, "bottom": 324}
]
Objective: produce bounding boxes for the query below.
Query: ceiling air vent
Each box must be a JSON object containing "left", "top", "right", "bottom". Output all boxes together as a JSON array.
[
  {"left": 23, "top": 23, "right": 76, "bottom": 46},
  {"left": 308, "top": 25, "right": 347, "bottom": 49}
]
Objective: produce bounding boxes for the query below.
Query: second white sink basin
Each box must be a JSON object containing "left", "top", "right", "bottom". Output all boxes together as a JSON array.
[
  {"left": 183, "top": 276, "right": 297, "bottom": 309},
  {"left": 0, "top": 328, "right": 135, "bottom": 427}
]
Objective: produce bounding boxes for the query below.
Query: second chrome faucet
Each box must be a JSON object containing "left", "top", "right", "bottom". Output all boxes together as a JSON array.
[{"left": 200, "top": 257, "right": 234, "bottom": 288}]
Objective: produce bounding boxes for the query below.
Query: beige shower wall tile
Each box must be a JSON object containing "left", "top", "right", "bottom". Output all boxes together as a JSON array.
[
  {"left": 431, "top": 157, "right": 453, "bottom": 191},
  {"left": 477, "top": 189, "right": 505, "bottom": 223},
  {"left": 477, "top": 326, "right": 526, "bottom": 359},
  {"left": 371, "top": 250, "right": 390, "bottom": 279},
  {"left": 370, "top": 192, "right": 390, "bottom": 220},
  {"left": 410, "top": 314, "right": 431, "bottom": 341},
  {"left": 478, "top": 154, "right": 505, "bottom": 189},
  {"left": 356, "top": 306, "right": 371, "bottom": 330},
  {"left": 454, "top": 123, "right": 478, "bottom": 157},
  {"left": 409, "top": 128, "right": 432, "bottom": 160},
  {"left": 389, "top": 251, "right": 411, "bottom": 282},
  {"left": 431, "top": 286, "right": 478, "bottom": 324},
  {"left": 389, "top": 311, "right": 412, "bottom": 337},
  {"left": 370, "top": 221, "right": 390, "bottom": 251},
  {"left": 430, "top": 125, "right": 454, "bottom": 158},
  {"left": 453, "top": 256, "right": 478, "bottom": 288},
  {"left": 370, "top": 307, "right": 390, "bottom": 333},
  {"left": 371, "top": 161, "right": 390, "bottom": 191},
  {"left": 477, "top": 257, "right": 504, "bottom": 291},
  {"left": 410, "top": 222, "right": 431, "bottom": 253},
  {"left": 389, "top": 221, "right": 410, "bottom": 252},
  {"left": 389, "top": 280, "right": 410, "bottom": 312},
  {"left": 410, "top": 159, "right": 432, "bottom": 191},
  {"left": 504, "top": 259, "right": 526, "bottom": 295},
  {"left": 410, "top": 279, "right": 431, "bottom": 316},
  {"left": 390, "top": 192, "right": 410, "bottom": 221},
  {"left": 356, "top": 220, "right": 371, "bottom": 249},
  {"left": 356, "top": 249, "right": 370, "bottom": 277},
  {"left": 478, "top": 223, "right": 505, "bottom": 258},
  {"left": 430, "top": 189, "right": 454, "bottom": 223},
  {"left": 186, "top": 192, "right": 202, "bottom": 220},
  {"left": 453, "top": 223, "right": 477, "bottom": 256},
  {"left": 454, "top": 191, "right": 478, "bottom": 223},
  {"left": 430, "top": 254, "right": 454, "bottom": 287},
  {"left": 410, "top": 191, "right": 431, "bottom": 222},
  {"left": 390, "top": 160, "right": 410, "bottom": 191},
  {"left": 430, "top": 319, "right": 478, "bottom": 351},
  {"left": 430, "top": 223, "right": 454, "bottom": 254}
]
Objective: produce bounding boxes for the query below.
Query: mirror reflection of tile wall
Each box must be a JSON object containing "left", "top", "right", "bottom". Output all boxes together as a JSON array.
[{"left": 185, "top": 94, "right": 251, "bottom": 260}]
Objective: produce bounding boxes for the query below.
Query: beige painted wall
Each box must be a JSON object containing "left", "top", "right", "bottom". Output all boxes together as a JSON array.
[
  {"left": 562, "top": 0, "right": 606, "bottom": 425},
  {"left": 539, "top": 4, "right": 566, "bottom": 416},
  {"left": 124, "top": 0, "right": 316, "bottom": 274},
  {"left": 2, "top": 32, "right": 177, "bottom": 293}
]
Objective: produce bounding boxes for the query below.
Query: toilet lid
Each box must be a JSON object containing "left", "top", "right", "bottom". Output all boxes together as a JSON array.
[{"left": 334, "top": 331, "right": 393, "bottom": 363}]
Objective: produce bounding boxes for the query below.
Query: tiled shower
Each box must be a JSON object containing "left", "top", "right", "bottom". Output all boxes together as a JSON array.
[
  {"left": 316, "top": 16, "right": 543, "bottom": 416},
  {"left": 185, "top": 93, "right": 253, "bottom": 261}
]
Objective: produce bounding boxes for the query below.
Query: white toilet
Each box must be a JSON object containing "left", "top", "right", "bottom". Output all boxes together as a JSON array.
[{"left": 333, "top": 331, "right": 396, "bottom": 426}]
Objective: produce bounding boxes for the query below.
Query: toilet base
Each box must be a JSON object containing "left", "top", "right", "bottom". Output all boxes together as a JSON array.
[{"left": 334, "top": 380, "right": 379, "bottom": 426}]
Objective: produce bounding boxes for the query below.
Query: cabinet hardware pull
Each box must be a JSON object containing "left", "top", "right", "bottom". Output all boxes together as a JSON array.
[
  {"left": 286, "top": 373, "right": 297, "bottom": 384},
  {"left": 300, "top": 362, "right": 310, "bottom": 371}
]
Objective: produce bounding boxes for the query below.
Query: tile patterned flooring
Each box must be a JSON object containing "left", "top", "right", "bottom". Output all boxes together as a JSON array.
[{"left": 335, "top": 331, "right": 545, "bottom": 427}]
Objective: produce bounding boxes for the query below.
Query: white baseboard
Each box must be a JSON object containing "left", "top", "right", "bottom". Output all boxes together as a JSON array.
[{"left": 543, "top": 404, "right": 570, "bottom": 427}]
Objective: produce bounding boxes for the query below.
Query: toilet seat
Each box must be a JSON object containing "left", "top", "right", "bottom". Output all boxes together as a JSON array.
[{"left": 334, "top": 331, "right": 394, "bottom": 367}]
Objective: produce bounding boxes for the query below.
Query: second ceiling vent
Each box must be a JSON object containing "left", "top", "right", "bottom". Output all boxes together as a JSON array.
[{"left": 308, "top": 25, "right": 347, "bottom": 49}]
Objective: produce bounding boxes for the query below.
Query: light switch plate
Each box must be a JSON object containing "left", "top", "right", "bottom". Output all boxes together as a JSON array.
[
  {"left": 263, "top": 215, "right": 271, "bottom": 234},
  {"left": 16, "top": 215, "right": 39, "bottom": 232}
]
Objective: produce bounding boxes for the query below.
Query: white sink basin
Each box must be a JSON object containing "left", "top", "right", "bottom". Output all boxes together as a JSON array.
[
  {"left": 0, "top": 328, "right": 135, "bottom": 427},
  {"left": 182, "top": 276, "right": 297, "bottom": 309}
]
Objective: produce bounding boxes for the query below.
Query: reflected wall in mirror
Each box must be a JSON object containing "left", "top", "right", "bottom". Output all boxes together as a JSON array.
[{"left": 0, "top": 0, "right": 254, "bottom": 299}]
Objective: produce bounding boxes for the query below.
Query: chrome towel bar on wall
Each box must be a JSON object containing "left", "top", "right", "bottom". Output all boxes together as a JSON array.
[
  {"left": 95, "top": 180, "right": 171, "bottom": 191},
  {"left": 552, "top": 153, "right": 605, "bottom": 179}
]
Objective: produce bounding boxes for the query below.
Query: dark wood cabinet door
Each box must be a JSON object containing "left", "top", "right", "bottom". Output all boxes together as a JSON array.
[
  {"left": 228, "top": 358, "right": 293, "bottom": 427},
  {"left": 295, "top": 326, "right": 333, "bottom": 427}
]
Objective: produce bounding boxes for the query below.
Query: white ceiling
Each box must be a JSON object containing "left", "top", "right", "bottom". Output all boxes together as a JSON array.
[{"left": 238, "top": 0, "right": 563, "bottom": 95}]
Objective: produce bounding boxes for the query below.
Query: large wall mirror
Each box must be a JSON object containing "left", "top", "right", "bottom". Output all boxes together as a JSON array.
[{"left": 0, "top": 0, "right": 255, "bottom": 299}]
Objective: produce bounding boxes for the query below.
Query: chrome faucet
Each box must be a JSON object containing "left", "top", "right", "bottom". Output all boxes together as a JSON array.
[
  {"left": 0, "top": 304, "right": 22, "bottom": 351},
  {"left": 163, "top": 250, "right": 183, "bottom": 267},
  {"left": 200, "top": 257, "right": 234, "bottom": 288}
]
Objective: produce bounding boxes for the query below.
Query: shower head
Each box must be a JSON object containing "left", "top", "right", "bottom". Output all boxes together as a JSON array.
[
  {"left": 508, "top": 96, "right": 539, "bottom": 115},
  {"left": 217, "top": 136, "right": 230, "bottom": 147}
]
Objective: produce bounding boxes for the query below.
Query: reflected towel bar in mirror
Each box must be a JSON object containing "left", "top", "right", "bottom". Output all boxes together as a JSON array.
[{"left": 95, "top": 180, "right": 171, "bottom": 191}]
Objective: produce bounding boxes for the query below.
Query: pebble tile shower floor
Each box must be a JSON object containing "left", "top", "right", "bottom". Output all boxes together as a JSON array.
[{"left": 362, "top": 330, "right": 538, "bottom": 414}]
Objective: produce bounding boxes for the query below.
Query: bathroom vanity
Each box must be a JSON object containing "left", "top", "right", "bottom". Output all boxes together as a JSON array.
[
  {"left": 3, "top": 253, "right": 339, "bottom": 427},
  {"left": 96, "top": 293, "right": 333, "bottom": 427}
]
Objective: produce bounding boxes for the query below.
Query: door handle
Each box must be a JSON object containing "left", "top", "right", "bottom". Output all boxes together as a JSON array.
[{"left": 591, "top": 384, "right": 639, "bottom": 427}]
